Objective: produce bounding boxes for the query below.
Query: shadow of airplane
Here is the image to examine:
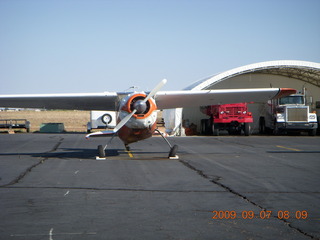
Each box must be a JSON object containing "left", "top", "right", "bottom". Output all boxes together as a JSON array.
[{"left": 0, "top": 147, "right": 178, "bottom": 160}]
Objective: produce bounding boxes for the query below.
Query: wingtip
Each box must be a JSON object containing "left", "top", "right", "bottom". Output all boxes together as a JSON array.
[{"left": 274, "top": 88, "right": 297, "bottom": 99}]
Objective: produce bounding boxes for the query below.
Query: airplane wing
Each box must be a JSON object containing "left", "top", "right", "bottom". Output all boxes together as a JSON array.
[
  {"left": 155, "top": 88, "right": 296, "bottom": 109},
  {"left": 0, "top": 88, "right": 295, "bottom": 110},
  {"left": 0, "top": 92, "right": 119, "bottom": 110}
]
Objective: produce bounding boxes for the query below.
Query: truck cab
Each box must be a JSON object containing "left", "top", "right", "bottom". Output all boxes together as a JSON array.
[{"left": 259, "top": 92, "right": 318, "bottom": 135}]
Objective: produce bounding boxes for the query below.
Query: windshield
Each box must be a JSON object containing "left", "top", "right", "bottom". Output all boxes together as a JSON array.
[{"left": 279, "top": 96, "right": 304, "bottom": 105}]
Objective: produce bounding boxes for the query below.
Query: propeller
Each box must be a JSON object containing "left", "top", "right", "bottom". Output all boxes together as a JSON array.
[
  {"left": 113, "top": 79, "right": 167, "bottom": 132},
  {"left": 143, "top": 79, "right": 167, "bottom": 103},
  {"left": 86, "top": 79, "right": 167, "bottom": 138}
]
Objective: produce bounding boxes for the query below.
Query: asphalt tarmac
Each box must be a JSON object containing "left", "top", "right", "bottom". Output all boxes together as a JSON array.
[{"left": 0, "top": 133, "right": 319, "bottom": 240}]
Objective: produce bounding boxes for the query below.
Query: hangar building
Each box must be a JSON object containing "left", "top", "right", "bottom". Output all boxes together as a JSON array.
[{"left": 180, "top": 60, "right": 320, "bottom": 134}]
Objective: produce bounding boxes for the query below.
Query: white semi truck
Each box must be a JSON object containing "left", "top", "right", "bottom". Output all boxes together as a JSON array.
[{"left": 259, "top": 90, "right": 318, "bottom": 136}]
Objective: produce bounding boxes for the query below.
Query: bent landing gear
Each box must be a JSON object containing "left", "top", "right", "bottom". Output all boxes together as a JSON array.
[{"left": 154, "top": 129, "right": 179, "bottom": 159}]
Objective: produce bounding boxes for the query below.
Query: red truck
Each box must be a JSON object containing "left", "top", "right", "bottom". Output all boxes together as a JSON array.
[{"left": 201, "top": 103, "right": 253, "bottom": 136}]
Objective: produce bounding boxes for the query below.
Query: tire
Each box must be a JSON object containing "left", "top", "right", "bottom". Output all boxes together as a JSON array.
[
  {"left": 273, "top": 123, "right": 280, "bottom": 135},
  {"left": 212, "top": 124, "right": 219, "bottom": 136},
  {"left": 244, "top": 122, "right": 251, "bottom": 136},
  {"left": 201, "top": 119, "right": 208, "bottom": 135},
  {"left": 259, "top": 117, "right": 265, "bottom": 134},
  {"left": 98, "top": 145, "right": 105, "bottom": 158},
  {"left": 308, "top": 129, "right": 316, "bottom": 136},
  {"left": 101, "top": 114, "right": 112, "bottom": 125},
  {"left": 168, "top": 145, "right": 178, "bottom": 158}
]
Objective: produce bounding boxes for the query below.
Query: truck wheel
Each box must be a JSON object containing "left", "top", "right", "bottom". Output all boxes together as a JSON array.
[
  {"left": 259, "top": 117, "right": 265, "bottom": 134},
  {"left": 308, "top": 129, "right": 316, "bottom": 136},
  {"left": 200, "top": 119, "right": 206, "bottom": 135},
  {"left": 201, "top": 119, "right": 212, "bottom": 135},
  {"left": 244, "top": 123, "right": 251, "bottom": 136},
  {"left": 212, "top": 125, "right": 219, "bottom": 136},
  {"left": 273, "top": 124, "right": 280, "bottom": 135}
]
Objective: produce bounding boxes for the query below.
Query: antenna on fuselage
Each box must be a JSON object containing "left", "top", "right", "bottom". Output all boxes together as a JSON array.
[{"left": 124, "top": 86, "right": 139, "bottom": 92}]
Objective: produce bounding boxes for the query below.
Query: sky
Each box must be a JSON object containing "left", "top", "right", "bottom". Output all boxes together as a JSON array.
[{"left": 0, "top": 0, "right": 319, "bottom": 94}]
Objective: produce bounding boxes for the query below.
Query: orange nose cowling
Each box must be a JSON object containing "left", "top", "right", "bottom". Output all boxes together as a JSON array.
[{"left": 121, "top": 93, "right": 157, "bottom": 119}]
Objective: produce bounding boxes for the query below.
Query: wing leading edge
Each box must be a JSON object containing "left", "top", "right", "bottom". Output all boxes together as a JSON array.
[
  {"left": 0, "top": 92, "right": 119, "bottom": 111},
  {"left": 155, "top": 88, "right": 296, "bottom": 109},
  {"left": 0, "top": 88, "right": 296, "bottom": 110}
]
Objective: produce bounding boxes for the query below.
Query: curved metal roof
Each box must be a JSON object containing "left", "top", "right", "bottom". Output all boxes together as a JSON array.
[{"left": 186, "top": 60, "right": 320, "bottom": 90}]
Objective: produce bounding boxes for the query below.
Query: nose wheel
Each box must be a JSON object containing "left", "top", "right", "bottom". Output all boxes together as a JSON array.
[{"left": 125, "top": 144, "right": 130, "bottom": 151}]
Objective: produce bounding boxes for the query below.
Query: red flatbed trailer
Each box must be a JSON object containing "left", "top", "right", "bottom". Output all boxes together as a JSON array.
[{"left": 201, "top": 103, "right": 253, "bottom": 136}]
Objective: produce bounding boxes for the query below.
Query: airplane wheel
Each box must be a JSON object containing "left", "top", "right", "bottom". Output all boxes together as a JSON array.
[
  {"left": 98, "top": 145, "right": 105, "bottom": 158},
  {"left": 168, "top": 145, "right": 178, "bottom": 158},
  {"left": 125, "top": 144, "right": 130, "bottom": 151}
]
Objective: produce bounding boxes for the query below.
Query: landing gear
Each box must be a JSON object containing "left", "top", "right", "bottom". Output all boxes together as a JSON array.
[
  {"left": 168, "top": 144, "right": 178, "bottom": 158},
  {"left": 96, "top": 134, "right": 116, "bottom": 159},
  {"left": 98, "top": 145, "right": 106, "bottom": 158},
  {"left": 125, "top": 144, "right": 130, "bottom": 151},
  {"left": 95, "top": 129, "right": 179, "bottom": 159},
  {"left": 154, "top": 129, "right": 179, "bottom": 159}
]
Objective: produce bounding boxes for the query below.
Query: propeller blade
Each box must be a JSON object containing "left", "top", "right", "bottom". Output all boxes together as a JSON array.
[
  {"left": 112, "top": 79, "right": 167, "bottom": 133},
  {"left": 113, "top": 109, "right": 137, "bottom": 133},
  {"left": 143, "top": 79, "right": 167, "bottom": 103}
]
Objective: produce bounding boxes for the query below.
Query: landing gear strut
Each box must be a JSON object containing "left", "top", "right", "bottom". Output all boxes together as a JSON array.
[{"left": 154, "top": 129, "right": 179, "bottom": 159}]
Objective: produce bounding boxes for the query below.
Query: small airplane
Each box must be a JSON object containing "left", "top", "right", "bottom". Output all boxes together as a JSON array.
[{"left": 0, "top": 79, "right": 296, "bottom": 158}]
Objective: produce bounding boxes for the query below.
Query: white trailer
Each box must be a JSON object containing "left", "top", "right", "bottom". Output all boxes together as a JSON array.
[{"left": 87, "top": 111, "right": 117, "bottom": 133}]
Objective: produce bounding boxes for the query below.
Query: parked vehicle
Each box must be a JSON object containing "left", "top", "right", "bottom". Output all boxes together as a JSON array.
[
  {"left": 87, "top": 111, "right": 116, "bottom": 133},
  {"left": 259, "top": 90, "right": 318, "bottom": 136},
  {"left": 201, "top": 103, "right": 253, "bottom": 136}
]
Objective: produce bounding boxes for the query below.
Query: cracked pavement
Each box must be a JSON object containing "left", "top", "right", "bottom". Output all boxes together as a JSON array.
[{"left": 0, "top": 134, "right": 319, "bottom": 239}]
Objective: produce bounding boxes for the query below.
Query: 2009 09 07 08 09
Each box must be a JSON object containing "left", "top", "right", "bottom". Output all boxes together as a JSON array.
[{"left": 211, "top": 210, "right": 308, "bottom": 220}]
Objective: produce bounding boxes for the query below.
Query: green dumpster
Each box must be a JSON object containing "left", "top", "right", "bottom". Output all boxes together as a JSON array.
[{"left": 40, "top": 123, "right": 65, "bottom": 133}]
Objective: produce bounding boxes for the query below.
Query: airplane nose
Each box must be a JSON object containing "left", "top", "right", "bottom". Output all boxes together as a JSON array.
[{"left": 133, "top": 100, "right": 147, "bottom": 114}]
